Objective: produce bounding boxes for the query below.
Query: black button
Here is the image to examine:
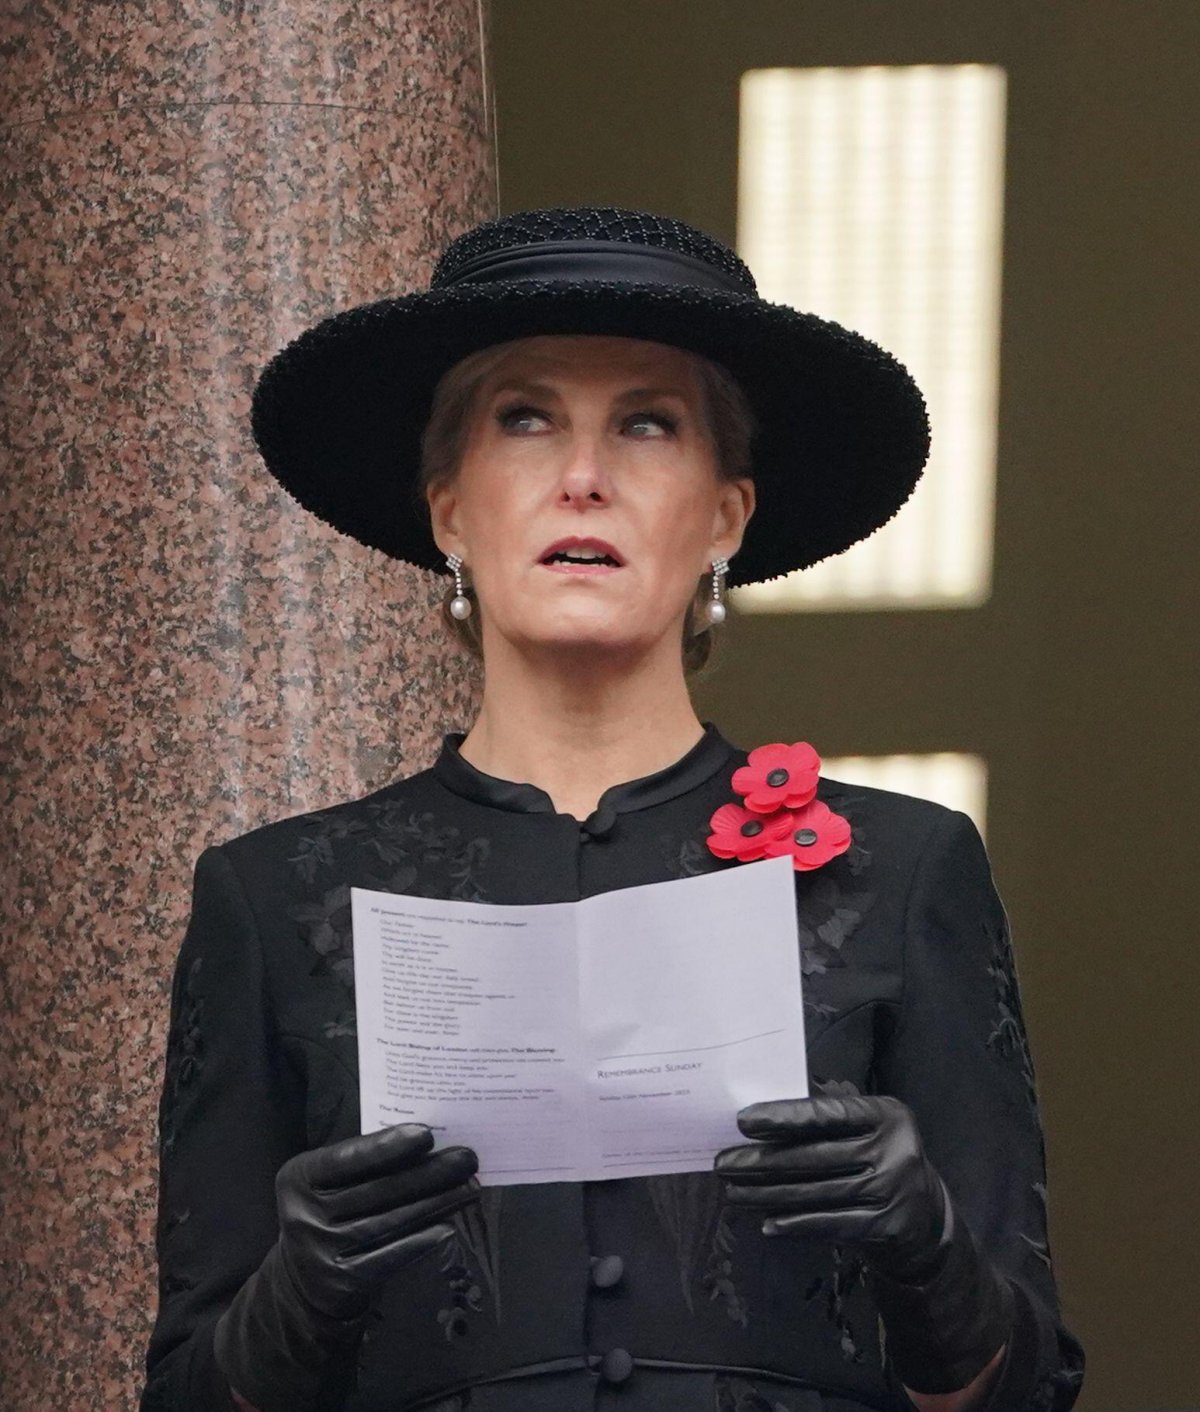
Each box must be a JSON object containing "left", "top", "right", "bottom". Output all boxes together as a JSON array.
[
  {"left": 600, "top": 1347, "right": 634, "bottom": 1384},
  {"left": 590, "top": 1253, "right": 625, "bottom": 1289},
  {"left": 766, "top": 767, "right": 789, "bottom": 786},
  {"left": 794, "top": 828, "right": 818, "bottom": 846}
]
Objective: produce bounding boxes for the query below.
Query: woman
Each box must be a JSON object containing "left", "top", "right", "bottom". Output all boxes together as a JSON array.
[{"left": 140, "top": 208, "right": 1084, "bottom": 1412}]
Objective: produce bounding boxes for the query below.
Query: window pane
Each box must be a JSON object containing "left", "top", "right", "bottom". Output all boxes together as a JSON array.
[
  {"left": 823, "top": 752, "right": 988, "bottom": 837},
  {"left": 736, "top": 64, "right": 1006, "bottom": 610}
]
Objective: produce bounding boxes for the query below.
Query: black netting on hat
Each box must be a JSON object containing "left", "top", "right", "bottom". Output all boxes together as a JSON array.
[{"left": 432, "top": 207, "right": 757, "bottom": 294}]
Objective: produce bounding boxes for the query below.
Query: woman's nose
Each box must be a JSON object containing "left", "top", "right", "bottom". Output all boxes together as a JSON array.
[{"left": 557, "top": 435, "right": 612, "bottom": 506}]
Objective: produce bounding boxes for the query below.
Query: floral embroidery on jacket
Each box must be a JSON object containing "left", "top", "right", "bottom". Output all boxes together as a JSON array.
[
  {"left": 160, "top": 957, "right": 205, "bottom": 1156},
  {"left": 159, "top": 1270, "right": 197, "bottom": 1298},
  {"left": 714, "top": 1375, "right": 796, "bottom": 1411},
  {"left": 287, "top": 813, "right": 366, "bottom": 886},
  {"left": 286, "top": 803, "right": 492, "bottom": 1038},
  {"left": 645, "top": 1171, "right": 749, "bottom": 1323},
  {"left": 1021, "top": 1182, "right": 1053, "bottom": 1270},
  {"left": 822, "top": 795, "right": 872, "bottom": 877},
  {"left": 292, "top": 883, "right": 355, "bottom": 988},
  {"left": 794, "top": 875, "right": 876, "bottom": 979},
  {"left": 702, "top": 1204, "right": 750, "bottom": 1327},
  {"left": 436, "top": 1189, "right": 503, "bottom": 1338},
  {"left": 362, "top": 800, "right": 491, "bottom": 903},
  {"left": 789, "top": 795, "right": 875, "bottom": 986},
  {"left": 803, "top": 1244, "right": 870, "bottom": 1364},
  {"left": 984, "top": 915, "right": 1039, "bottom": 1118},
  {"left": 162, "top": 1207, "right": 190, "bottom": 1238},
  {"left": 843, "top": 829, "right": 872, "bottom": 878},
  {"left": 437, "top": 1238, "right": 483, "bottom": 1340},
  {"left": 660, "top": 831, "right": 714, "bottom": 880}
]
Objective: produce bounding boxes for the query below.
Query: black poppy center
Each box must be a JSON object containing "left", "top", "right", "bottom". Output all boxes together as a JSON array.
[
  {"left": 740, "top": 819, "right": 764, "bottom": 838},
  {"left": 766, "top": 768, "right": 789, "bottom": 787},
  {"left": 793, "top": 828, "right": 819, "bottom": 847}
]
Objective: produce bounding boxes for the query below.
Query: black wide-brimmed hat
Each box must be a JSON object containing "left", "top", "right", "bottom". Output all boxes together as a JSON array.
[{"left": 252, "top": 207, "right": 930, "bottom": 587}]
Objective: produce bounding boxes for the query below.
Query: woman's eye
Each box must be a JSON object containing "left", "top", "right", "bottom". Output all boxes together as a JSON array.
[
  {"left": 624, "top": 412, "right": 678, "bottom": 438},
  {"left": 497, "top": 404, "right": 551, "bottom": 433}
]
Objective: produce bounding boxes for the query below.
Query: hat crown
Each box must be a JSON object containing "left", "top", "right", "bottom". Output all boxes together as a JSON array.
[{"left": 431, "top": 206, "right": 758, "bottom": 294}]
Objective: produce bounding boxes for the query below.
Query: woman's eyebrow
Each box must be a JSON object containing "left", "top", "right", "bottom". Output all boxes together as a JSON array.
[
  {"left": 484, "top": 380, "right": 690, "bottom": 405},
  {"left": 487, "top": 379, "right": 559, "bottom": 402},
  {"left": 613, "top": 385, "right": 690, "bottom": 403}
]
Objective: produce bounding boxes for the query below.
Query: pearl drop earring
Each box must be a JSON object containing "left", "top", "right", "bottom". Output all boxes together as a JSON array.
[
  {"left": 706, "top": 556, "right": 729, "bottom": 625},
  {"left": 446, "top": 553, "right": 473, "bottom": 619}
]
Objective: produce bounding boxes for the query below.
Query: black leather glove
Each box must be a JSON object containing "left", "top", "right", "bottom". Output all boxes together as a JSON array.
[
  {"left": 214, "top": 1123, "right": 479, "bottom": 1412},
  {"left": 715, "top": 1094, "right": 1014, "bottom": 1395}
]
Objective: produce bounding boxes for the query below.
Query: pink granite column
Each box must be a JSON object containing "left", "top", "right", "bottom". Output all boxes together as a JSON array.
[{"left": 0, "top": 3, "right": 492, "bottom": 1405}]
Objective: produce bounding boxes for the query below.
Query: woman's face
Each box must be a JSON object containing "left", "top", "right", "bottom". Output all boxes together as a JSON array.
[{"left": 426, "top": 335, "right": 755, "bottom": 662}]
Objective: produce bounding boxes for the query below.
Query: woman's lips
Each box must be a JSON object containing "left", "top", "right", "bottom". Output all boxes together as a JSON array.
[
  {"left": 539, "top": 560, "right": 623, "bottom": 575},
  {"left": 538, "top": 536, "right": 626, "bottom": 567}
]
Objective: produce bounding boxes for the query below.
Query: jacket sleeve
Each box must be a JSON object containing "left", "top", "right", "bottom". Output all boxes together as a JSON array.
[
  {"left": 140, "top": 844, "right": 305, "bottom": 1411},
  {"left": 874, "top": 809, "right": 1085, "bottom": 1411}
]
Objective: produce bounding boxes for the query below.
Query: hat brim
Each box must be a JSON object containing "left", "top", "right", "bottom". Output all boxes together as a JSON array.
[{"left": 251, "top": 280, "right": 930, "bottom": 587}]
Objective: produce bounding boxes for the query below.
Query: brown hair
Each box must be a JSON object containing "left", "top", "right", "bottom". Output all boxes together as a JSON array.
[{"left": 418, "top": 341, "right": 756, "bottom": 673}]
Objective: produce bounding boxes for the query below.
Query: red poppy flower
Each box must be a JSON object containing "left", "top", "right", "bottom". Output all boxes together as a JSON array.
[
  {"left": 706, "top": 801, "right": 796, "bottom": 863},
  {"left": 762, "top": 798, "right": 853, "bottom": 872},
  {"left": 731, "top": 741, "right": 821, "bottom": 814}
]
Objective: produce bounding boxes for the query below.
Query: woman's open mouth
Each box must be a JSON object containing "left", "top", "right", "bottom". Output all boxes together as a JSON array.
[{"left": 538, "top": 537, "right": 625, "bottom": 574}]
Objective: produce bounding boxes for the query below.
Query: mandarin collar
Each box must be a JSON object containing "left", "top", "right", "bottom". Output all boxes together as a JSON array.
[{"left": 433, "top": 721, "right": 739, "bottom": 829}]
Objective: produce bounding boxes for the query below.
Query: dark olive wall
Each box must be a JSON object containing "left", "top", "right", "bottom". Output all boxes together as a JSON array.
[{"left": 490, "top": 3, "right": 1200, "bottom": 1408}]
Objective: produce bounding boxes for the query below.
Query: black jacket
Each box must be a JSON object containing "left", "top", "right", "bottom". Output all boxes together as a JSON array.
[{"left": 140, "top": 724, "right": 1084, "bottom": 1411}]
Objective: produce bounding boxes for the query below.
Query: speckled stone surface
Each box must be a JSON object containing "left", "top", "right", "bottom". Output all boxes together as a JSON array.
[{"left": 0, "top": 3, "right": 492, "bottom": 1405}]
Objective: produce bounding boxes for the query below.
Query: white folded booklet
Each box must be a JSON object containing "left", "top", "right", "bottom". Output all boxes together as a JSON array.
[{"left": 351, "top": 854, "right": 807, "bottom": 1185}]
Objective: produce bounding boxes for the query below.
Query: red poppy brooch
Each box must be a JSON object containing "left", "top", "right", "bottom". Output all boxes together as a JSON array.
[{"left": 707, "top": 741, "right": 851, "bottom": 872}]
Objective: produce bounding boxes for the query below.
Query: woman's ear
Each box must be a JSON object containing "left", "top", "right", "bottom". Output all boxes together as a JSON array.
[
  {"left": 426, "top": 480, "right": 466, "bottom": 562},
  {"left": 710, "top": 477, "right": 756, "bottom": 564}
]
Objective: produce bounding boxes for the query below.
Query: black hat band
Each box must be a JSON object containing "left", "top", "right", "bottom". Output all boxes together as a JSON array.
[{"left": 435, "top": 240, "right": 754, "bottom": 296}]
